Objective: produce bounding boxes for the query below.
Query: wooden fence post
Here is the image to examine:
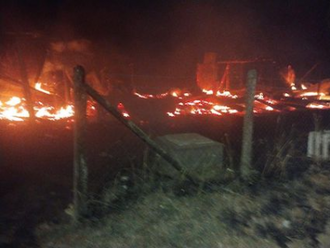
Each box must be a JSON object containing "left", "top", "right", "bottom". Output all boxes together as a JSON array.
[
  {"left": 73, "top": 65, "right": 88, "bottom": 222},
  {"left": 240, "top": 69, "right": 257, "bottom": 181}
]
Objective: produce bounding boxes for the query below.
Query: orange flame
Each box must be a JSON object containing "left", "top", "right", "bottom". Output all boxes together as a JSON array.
[
  {"left": 216, "top": 90, "right": 238, "bottom": 99},
  {"left": 166, "top": 98, "right": 240, "bottom": 117},
  {"left": 133, "top": 91, "right": 169, "bottom": 99},
  {"left": 202, "top": 89, "right": 214, "bottom": 95},
  {"left": 306, "top": 102, "right": 330, "bottom": 109},
  {"left": 35, "top": 82, "right": 51, "bottom": 95},
  {"left": 0, "top": 96, "right": 74, "bottom": 122}
]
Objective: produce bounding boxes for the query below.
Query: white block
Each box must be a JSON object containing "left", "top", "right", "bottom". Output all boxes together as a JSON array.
[{"left": 308, "top": 130, "right": 330, "bottom": 161}]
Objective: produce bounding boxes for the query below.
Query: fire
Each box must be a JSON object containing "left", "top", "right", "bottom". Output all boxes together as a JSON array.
[
  {"left": 291, "top": 83, "right": 297, "bottom": 91},
  {"left": 0, "top": 96, "right": 74, "bottom": 122},
  {"left": 281, "top": 65, "right": 296, "bottom": 90},
  {"left": 117, "top": 103, "right": 130, "bottom": 118},
  {"left": 255, "top": 92, "right": 264, "bottom": 100},
  {"left": 0, "top": 80, "right": 81, "bottom": 122},
  {"left": 298, "top": 92, "right": 325, "bottom": 98},
  {"left": 0, "top": 96, "right": 27, "bottom": 121},
  {"left": 216, "top": 90, "right": 238, "bottom": 99},
  {"left": 34, "top": 104, "right": 74, "bottom": 120},
  {"left": 133, "top": 91, "right": 169, "bottom": 99},
  {"left": 306, "top": 102, "right": 330, "bottom": 109},
  {"left": 134, "top": 87, "right": 283, "bottom": 118},
  {"left": 166, "top": 98, "right": 240, "bottom": 117},
  {"left": 3, "top": 84, "right": 326, "bottom": 122},
  {"left": 171, "top": 91, "right": 179, "bottom": 97},
  {"left": 6, "top": 96, "right": 22, "bottom": 106},
  {"left": 301, "top": 84, "right": 307, "bottom": 90},
  {"left": 132, "top": 84, "right": 330, "bottom": 119},
  {"left": 255, "top": 92, "right": 279, "bottom": 105},
  {"left": 202, "top": 89, "right": 214, "bottom": 95},
  {"left": 213, "top": 104, "right": 238, "bottom": 114},
  {"left": 201, "top": 89, "right": 238, "bottom": 99},
  {"left": 265, "top": 106, "right": 274, "bottom": 111},
  {"left": 35, "top": 82, "right": 51, "bottom": 95},
  {"left": 133, "top": 89, "right": 192, "bottom": 99},
  {"left": 0, "top": 105, "right": 28, "bottom": 121}
]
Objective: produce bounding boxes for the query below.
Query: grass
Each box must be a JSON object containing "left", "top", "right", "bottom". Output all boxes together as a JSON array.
[
  {"left": 38, "top": 189, "right": 276, "bottom": 247},
  {"left": 36, "top": 126, "right": 330, "bottom": 248},
  {"left": 37, "top": 159, "right": 330, "bottom": 248}
]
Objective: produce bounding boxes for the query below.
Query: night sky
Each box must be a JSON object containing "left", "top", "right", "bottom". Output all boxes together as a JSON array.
[{"left": 1, "top": 0, "right": 330, "bottom": 82}]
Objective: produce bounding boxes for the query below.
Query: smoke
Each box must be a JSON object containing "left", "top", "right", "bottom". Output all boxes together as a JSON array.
[{"left": 1, "top": 0, "right": 330, "bottom": 85}]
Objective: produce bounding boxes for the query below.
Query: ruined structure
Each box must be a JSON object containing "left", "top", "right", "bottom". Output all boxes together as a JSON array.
[{"left": 196, "top": 52, "right": 219, "bottom": 91}]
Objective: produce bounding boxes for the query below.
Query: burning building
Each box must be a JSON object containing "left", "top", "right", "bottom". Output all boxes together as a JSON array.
[
  {"left": 0, "top": 39, "right": 101, "bottom": 122},
  {"left": 39, "top": 39, "right": 109, "bottom": 100}
]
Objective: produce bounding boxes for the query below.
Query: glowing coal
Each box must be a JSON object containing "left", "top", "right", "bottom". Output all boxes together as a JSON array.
[{"left": 306, "top": 102, "right": 330, "bottom": 109}]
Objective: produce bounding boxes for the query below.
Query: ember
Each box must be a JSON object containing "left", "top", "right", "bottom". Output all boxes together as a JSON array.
[
  {"left": 133, "top": 88, "right": 191, "bottom": 99},
  {"left": 117, "top": 102, "right": 130, "bottom": 118},
  {"left": 133, "top": 83, "right": 329, "bottom": 119},
  {"left": 216, "top": 90, "right": 238, "bottom": 99},
  {"left": 133, "top": 91, "right": 169, "bottom": 99},
  {"left": 166, "top": 98, "right": 239, "bottom": 117},
  {"left": 306, "top": 102, "right": 330, "bottom": 109}
]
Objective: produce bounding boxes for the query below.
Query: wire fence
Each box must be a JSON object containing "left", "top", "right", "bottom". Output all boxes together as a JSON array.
[
  {"left": 70, "top": 66, "right": 330, "bottom": 220},
  {"left": 86, "top": 71, "right": 330, "bottom": 180}
]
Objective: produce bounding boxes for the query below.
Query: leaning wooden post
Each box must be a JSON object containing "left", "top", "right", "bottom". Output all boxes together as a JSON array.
[
  {"left": 240, "top": 69, "right": 257, "bottom": 181},
  {"left": 73, "top": 65, "right": 88, "bottom": 222},
  {"left": 81, "top": 81, "right": 198, "bottom": 185}
]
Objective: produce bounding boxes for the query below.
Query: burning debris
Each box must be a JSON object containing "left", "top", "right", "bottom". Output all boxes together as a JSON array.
[
  {"left": 306, "top": 101, "right": 330, "bottom": 110},
  {"left": 132, "top": 84, "right": 325, "bottom": 119},
  {"left": 0, "top": 46, "right": 329, "bottom": 124},
  {"left": 129, "top": 54, "right": 330, "bottom": 120},
  {"left": 133, "top": 91, "right": 169, "bottom": 99},
  {"left": 117, "top": 102, "right": 130, "bottom": 119},
  {"left": 0, "top": 96, "right": 74, "bottom": 122},
  {"left": 0, "top": 39, "right": 118, "bottom": 123}
]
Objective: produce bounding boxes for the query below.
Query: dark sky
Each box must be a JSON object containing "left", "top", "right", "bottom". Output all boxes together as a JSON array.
[{"left": 1, "top": 0, "right": 330, "bottom": 81}]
